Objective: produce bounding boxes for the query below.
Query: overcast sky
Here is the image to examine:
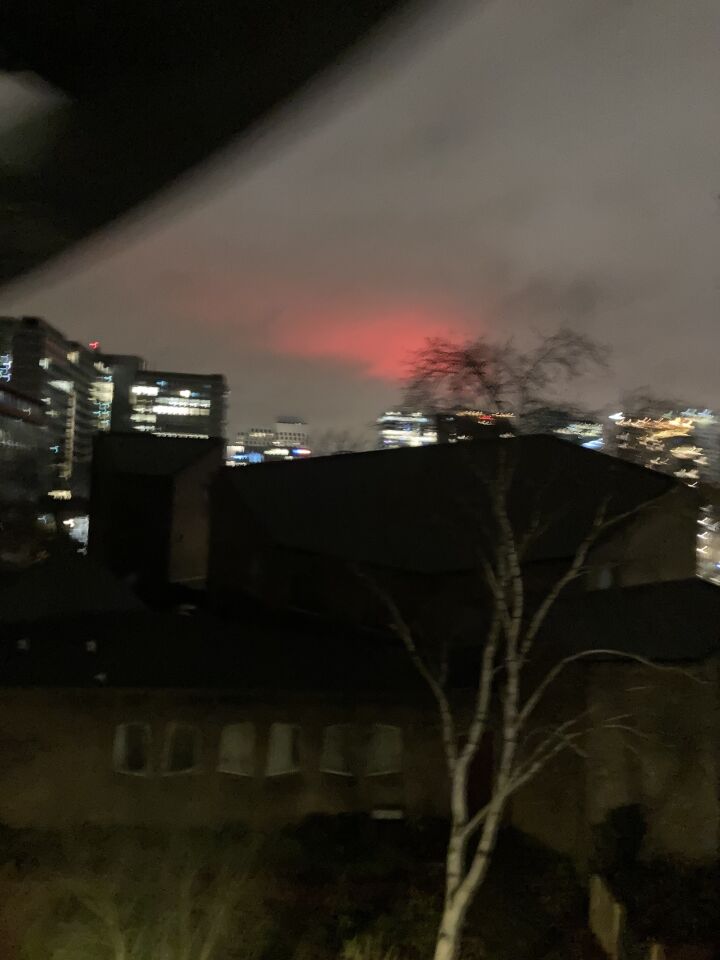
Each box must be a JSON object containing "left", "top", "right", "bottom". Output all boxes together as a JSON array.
[{"left": 2, "top": 0, "right": 719, "bottom": 438}]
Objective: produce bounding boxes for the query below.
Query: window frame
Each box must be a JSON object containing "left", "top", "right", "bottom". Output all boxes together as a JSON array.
[
  {"left": 161, "top": 722, "right": 202, "bottom": 776},
  {"left": 366, "top": 724, "right": 403, "bottom": 777},
  {"left": 217, "top": 722, "right": 256, "bottom": 777},
  {"left": 320, "top": 723, "right": 357, "bottom": 777},
  {"left": 265, "top": 722, "right": 302, "bottom": 777},
  {"left": 113, "top": 722, "right": 152, "bottom": 777}
]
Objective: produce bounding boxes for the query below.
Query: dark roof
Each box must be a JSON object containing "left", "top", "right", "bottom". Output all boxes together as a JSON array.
[
  {"left": 0, "top": 608, "right": 424, "bottom": 700},
  {"left": 214, "top": 436, "right": 689, "bottom": 573},
  {"left": 0, "top": 555, "right": 146, "bottom": 624},
  {"left": 0, "top": 579, "right": 717, "bottom": 698},
  {"left": 0, "top": 577, "right": 716, "bottom": 698},
  {"left": 93, "top": 433, "right": 224, "bottom": 478}
]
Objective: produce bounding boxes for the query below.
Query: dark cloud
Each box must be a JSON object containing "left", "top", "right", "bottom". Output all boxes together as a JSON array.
[{"left": 1, "top": 0, "right": 719, "bottom": 434}]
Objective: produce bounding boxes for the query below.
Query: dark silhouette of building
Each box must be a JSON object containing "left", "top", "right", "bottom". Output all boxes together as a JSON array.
[
  {"left": 0, "top": 559, "right": 717, "bottom": 865},
  {"left": 89, "top": 433, "right": 224, "bottom": 590},
  {"left": 209, "top": 436, "right": 698, "bottom": 622}
]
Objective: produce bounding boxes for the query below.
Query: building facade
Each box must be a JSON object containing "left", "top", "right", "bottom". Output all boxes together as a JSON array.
[
  {"left": 0, "top": 385, "right": 47, "bottom": 504},
  {"left": 377, "top": 411, "right": 437, "bottom": 448},
  {"left": 228, "top": 419, "right": 312, "bottom": 465},
  {"left": 0, "top": 580, "right": 717, "bottom": 867},
  {"left": 89, "top": 434, "right": 225, "bottom": 588},
  {"left": 0, "top": 316, "right": 98, "bottom": 498},
  {"left": 128, "top": 370, "right": 227, "bottom": 439},
  {"left": 605, "top": 408, "right": 720, "bottom": 486},
  {"left": 94, "top": 352, "right": 144, "bottom": 432},
  {"left": 275, "top": 417, "right": 308, "bottom": 448}
]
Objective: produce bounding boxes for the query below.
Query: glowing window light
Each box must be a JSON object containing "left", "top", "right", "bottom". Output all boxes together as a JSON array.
[{"left": 151, "top": 404, "right": 209, "bottom": 416}]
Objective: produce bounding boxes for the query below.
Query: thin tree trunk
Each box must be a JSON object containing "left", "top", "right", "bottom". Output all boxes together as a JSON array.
[{"left": 433, "top": 898, "right": 468, "bottom": 960}]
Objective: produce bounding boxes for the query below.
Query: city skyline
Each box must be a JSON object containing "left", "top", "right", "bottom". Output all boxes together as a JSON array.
[{"left": 1, "top": 0, "right": 719, "bottom": 436}]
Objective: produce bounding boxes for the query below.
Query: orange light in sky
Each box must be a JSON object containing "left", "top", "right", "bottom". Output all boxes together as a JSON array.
[{"left": 273, "top": 305, "right": 473, "bottom": 380}]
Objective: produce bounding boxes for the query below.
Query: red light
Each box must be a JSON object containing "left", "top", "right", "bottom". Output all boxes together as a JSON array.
[{"left": 88, "top": 341, "right": 100, "bottom": 351}]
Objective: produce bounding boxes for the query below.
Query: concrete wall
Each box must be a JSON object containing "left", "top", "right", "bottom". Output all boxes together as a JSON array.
[
  {"left": 0, "top": 661, "right": 713, "bottom": 865},
  {"left": 0, "top": 689, "right": 448, "bottom": 830},
  {"left": 510, "top": 657, "right": 719, "bottom": 866},
  {"left": 585, "top": 660, "right": 719, "bottom": 862},
  {"left": 89, "top": 472, "right": 172, "bottom": 583},
  {"left": 590, "top": 488, "right": 698, "bottom": 588},
  {"left": 169, "top": 450, "right": 219, "bottom": 585}
]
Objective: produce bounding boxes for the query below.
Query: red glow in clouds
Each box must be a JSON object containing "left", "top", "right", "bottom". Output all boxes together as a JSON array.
[{"left": 274, "top": 306, "right": 471, "bottom": 380}]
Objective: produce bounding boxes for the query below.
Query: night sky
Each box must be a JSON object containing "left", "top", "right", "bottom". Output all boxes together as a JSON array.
[{"left": 1, "top": 0, "right": 719, "bottom": 439}]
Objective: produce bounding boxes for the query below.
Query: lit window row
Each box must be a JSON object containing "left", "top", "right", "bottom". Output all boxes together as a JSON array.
[
  {"left": 157, "top": 396, "right": 211, "bottom": 408},
  {"left": 113, "top": 722, "right": 402, "bottom": 778},
  {"left": 151, "top": 405, "right": 210, "bottom": 417}
]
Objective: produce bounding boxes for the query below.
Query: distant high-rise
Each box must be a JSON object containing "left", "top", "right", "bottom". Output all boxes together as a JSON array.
[
  {"left": 275, "top": 417, "right": 308, "bottom": 448},
  {"left": 377, "top": 411, "right": 437, "bottom": 449},
  {"left": 606, "top": 408, "right": 720, "bottom": 486},
  {"left": 0, "top": 316, "right": 97, "bottom": 498},
  {"left": 128, "top": 370, "right": 227, "bottom": 440},
  {"left": 0, "top": 384, "right": 47, "bottom": 504},
  {"left": 96, "top": 353, "right": 144, "bottom": 432},
  {"left": 229, "top": 418, "right": 311, "bottom": 465}
]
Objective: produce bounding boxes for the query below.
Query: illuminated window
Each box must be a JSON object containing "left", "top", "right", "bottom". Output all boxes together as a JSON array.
[
  {"left": 67, "top": 350, "right": 79, "bottom": 364},
  {"left": 162, "top": 723, "right": 201, "bottom": 774},
  {"left": 38, "top": 357, "right": 50, "bottom": 370},
  {"left": 265, "top": 723, "right": 301, "bottom": 776},
  {"left": 366, "top": 725, "right": 402, "bottom": 776},
  {"left": 131, "top": 385, "right": 159, "bottom": 397},
  {"left": 218, "top": 723, "right": 255, "bottom": 776},
  {"left": 113, "top": 723, "right": 151, "bottom": 775},
  {"left": 320, "top": 724, "right": 356, "bottom": 776}
]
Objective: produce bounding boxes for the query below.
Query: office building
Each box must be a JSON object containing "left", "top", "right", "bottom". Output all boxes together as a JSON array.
[
  {"left": 0, "top": 384, "right": 47, "bottom": 504},
  {"left": 606, "top": 409, "right": 720, "bottom": 486},
  {"left": 275, "top": 417, "right": 309, "bottom": 448},
  {"left": 89, "top": 354, "right": 115, "bottom": 432},
  {"left": 95, "top": 352, "right": 144, "bottom": 432},
  {"left": 377, "top": 411, "right": 437, "bottom": 448},
  {"left": 0, "top": 316, "right": 97, "bottom": 498},
  {"left": 129, "top": 370, "right": 227, "bottom": 440},
  {"left": 228, "top": 419, "right": 311, "bottom": 465}
]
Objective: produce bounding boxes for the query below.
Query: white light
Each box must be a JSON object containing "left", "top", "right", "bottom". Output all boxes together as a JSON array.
[
  {"left": 151, "top": 404, "right": 209, "bottom": 416},
  {"left": 179, "top": 389, "right": 191, "bottom": 398},
  {"left": 608, "top": 412, "right": 624, "bottom": 420},
  {"left": 132, "top": 385, "right": 159, "bottom": 396}
]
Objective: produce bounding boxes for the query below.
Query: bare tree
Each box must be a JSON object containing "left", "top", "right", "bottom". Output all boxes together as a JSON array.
[
  {"left": 404, "top": 326, "right": 609, "bottom": 424},
  {"left": 619, "top": 386, "right": 685, "bottom": 419},
  {"left": 365, "top": 453, "right": 694, "bottom": 960}
]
